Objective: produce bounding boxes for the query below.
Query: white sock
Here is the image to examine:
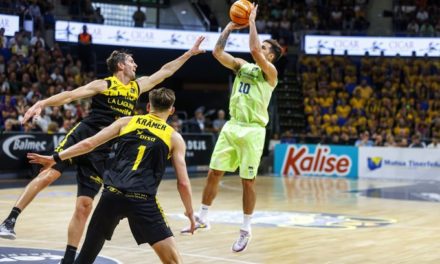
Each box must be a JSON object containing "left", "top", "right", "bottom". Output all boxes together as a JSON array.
[
  {"left": 198, "top": 204, "right": 210, "bottom": 222},
  {"left": 241, "top": 214, "right": 252, "bottom": 233}
]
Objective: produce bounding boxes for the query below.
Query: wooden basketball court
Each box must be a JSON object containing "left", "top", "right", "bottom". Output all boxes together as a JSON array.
[{"left": 0, "top": 175, "right": 439, "bottom": 263}]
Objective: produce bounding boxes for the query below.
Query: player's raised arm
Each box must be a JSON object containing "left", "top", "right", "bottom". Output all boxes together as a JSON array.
[
  {"left": 212, "top": 22, "right": 247, "bottom": 72},
  {"left": 170, "top": 131, "right": 195, "bottom": 234},
  {"left": 22, "top": 79, "right": 108, "bottom": 124},
  {"left": 248, "top": 4, "right": 278, "bottom": 87},
  {"left": 136, "top": 36, "right": 206, "bottom": 94}
]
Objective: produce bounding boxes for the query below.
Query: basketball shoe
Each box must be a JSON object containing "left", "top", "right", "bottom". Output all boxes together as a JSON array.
[
  {"left": 0, "top": 219, "right": 16, "bottom": 240},
  {"left": 231, "top": 229, "right": 251, "bottom": 253}
]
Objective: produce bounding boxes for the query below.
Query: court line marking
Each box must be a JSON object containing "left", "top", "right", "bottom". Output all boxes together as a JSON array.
[{"left": 0, "top": 239, "right": 262, "bottom": 264}]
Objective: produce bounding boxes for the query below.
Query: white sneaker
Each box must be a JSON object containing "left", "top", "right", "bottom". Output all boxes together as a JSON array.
[
  {"left": 0, "top": 220, "right": 16, "bottom": 240},
  {"left": 232, "top": 229, "right": 251, "bottom": 253},
  {"left": 180, "top": 215, "right": 210, "bottom": 235}
]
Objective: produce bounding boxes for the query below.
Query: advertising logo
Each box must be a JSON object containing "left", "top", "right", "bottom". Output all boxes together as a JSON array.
[
  {"left": 367, "top": 157, "right": 382, "bottom": 171},
  {"left": 2, "top": 135, "right": 47, "bottom": 160},
  {"left": 281, "top": 145, "right": 352, "bottom": 176}
]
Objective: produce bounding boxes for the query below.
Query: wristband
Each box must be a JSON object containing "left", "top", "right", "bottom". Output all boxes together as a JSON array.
[{"left": 53, "top": 153, "right": 62, "bottom": 163}]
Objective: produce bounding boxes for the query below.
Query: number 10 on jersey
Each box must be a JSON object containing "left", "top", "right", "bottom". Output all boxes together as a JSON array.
[{"left": 238, "top": 82, "right": 251, "bottom": 94}]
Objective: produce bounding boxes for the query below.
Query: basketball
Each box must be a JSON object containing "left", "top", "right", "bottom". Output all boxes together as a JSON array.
[{"left": 229, "top": 0, "right": 252, "bottom": 25}]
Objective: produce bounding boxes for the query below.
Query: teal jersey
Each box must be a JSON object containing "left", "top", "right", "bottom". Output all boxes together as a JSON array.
[{"left": 230, "top": 63, "right": 276, "bottom": 126}]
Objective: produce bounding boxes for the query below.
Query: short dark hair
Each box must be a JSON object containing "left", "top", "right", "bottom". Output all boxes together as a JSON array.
[
  {"left": 263, "top": 39, "right": 282, "bottom": 62},
  {"left": 106, "top": 50, "right": 132, "bottom": 74},
  {"left": 149, "top": 87, "right": 175, "bottom": 111}
]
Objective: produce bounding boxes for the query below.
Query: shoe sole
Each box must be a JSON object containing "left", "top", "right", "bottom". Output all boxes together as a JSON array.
[
  {"left": 0, "top": 232, "right": 16, "bottom": 240},
  {"left": 231, "top": 236, "right": 251, "bottom": 253}
]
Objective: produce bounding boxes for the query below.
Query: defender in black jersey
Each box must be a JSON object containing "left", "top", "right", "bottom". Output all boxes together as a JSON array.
[
  {"left": 0, "top": 37, "right": 205, "bottom": 264},
  {"left": 28, "top": 88, "right": 195, "bottom": 264}
]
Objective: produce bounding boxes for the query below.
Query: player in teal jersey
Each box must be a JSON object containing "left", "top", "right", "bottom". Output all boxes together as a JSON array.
[{"left": 181, "top": 4, "right": 282, "bottom": 253}]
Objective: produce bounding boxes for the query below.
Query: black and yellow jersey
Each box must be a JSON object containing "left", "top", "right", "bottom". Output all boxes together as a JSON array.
[
  {"left": 83, "top": 76, "right": 140, "bottom": 127},
  {"left": 105, "top": 114, "right": 174, "bottom": 195}
]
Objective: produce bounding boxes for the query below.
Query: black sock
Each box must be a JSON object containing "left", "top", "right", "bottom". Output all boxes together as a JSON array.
[
  {"left": 63, "top": 245, "right": 77, "bottom": 264},
  {"left": 6, "top": 207, "right": 21, "bottom": 226}
]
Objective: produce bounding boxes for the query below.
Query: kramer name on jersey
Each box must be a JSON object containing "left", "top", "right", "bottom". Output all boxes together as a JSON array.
[{"left": 136, "top": 117, "right": 167, "bottom": 130}]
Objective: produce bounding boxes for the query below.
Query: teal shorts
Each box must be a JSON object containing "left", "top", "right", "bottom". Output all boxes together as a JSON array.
[{"left": 209, "top": 121, "right": 266, "bottom": 179}]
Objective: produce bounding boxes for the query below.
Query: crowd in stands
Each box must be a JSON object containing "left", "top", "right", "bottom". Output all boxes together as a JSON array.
[
  {"left": 394, "top": 0, "right": 440, "bottom": 36},
  {"left": 227, "top": 0, "right": 370, "bottom": 46},
  {"left": 0, "top": 0, "right": 56, "bottom": 33},
  {"left": 169, "top": 108, "right": 226, "bottom": 135},
  {"left": 0, "top": 25, "right": 99, "bottom": 134},
  {"left": 300, "top": 53, "right": 440, "bottom": 148}
]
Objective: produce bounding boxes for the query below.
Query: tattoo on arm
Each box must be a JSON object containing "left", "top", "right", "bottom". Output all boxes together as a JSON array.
[{"left": 215, "top": 30, "right": 231, "bottom": 50}]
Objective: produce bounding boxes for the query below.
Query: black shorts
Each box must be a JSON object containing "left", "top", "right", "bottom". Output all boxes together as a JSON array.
[
  {"left": 89, "top": 188, "right": 173, "bottom": 246},
  {"left": 53, "top": 121, "right": 112, "bottom": 198}
]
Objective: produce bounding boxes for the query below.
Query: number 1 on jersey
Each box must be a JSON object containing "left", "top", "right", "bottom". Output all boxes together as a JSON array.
[{"left": 132, "top": 145, "right": 146, "bottom": 170}]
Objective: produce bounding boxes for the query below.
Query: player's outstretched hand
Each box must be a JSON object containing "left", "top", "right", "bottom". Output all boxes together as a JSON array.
[
  {"left": 189, "top": 36, "right": 206, "bottom": 56},
  {"left": 22, "top": 101, "right": 43, "bottom": 124},
  {"left": 184, "top": 211, "right": 196, "bottom": 234},
  {"left": 27, "top": 153, "right": 56, "bottom": 170},
  {"left": 249, "top": 3, "right": 258, "bottom": 23}
]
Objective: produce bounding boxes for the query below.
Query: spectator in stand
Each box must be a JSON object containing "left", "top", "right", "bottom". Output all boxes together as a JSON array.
[
  {"left": 431, "top": 118, "right": 440, "bottom": 139},
  {"left": 339, "top": 131, "right": 351, "bottom": 145},
  {"left": 82, "top": 0, "right": 95, "bottom": 22},
  {"left": 3, "top": 119, "right": 21, "bottom": 132},
  {"left": 187, "top": 107, "right": 210, "bottom": 133},
  {"left": 330, "top": 132, "right": 340, "bottom": 145},
  {"left": 44, "top": 4, "right": 56, "bottom": 32},
  {"left": 132, "top": 4, "right": 146, "bottom": 28},
  {"left": 354, "top": 131, "right": 373, "bottom": 147},
  {"left": 212, "top": 109, "right": 226, "bottom": 134},
  {"left": 419, "top": 21, "right": 434, "bottom": 36},
  {"left": 94, "top": 7, "right": 104, "bottom": 24},
  {"left": 28, "top": 0, "right": 44, "bottom": 32},
  {"left": 46, "top": 121, "right": 59, "bottom": 134},
  {"left": 30, "top": 30, "right": 45, "bottom": 49},
  {"left": 58, "top": 119, "right": 72, "bottom": 133},
  {"left": 77, "top": 25, "right": 93, "bottom": 73},
  {"left": 409, "top": 132, "right": 426, "bottom": 148},
  {"left": 1, "top": 95, "right": 18, "bottom": 127},
  {"left": 168, "top": 113, "right": 183, "bottom": 133},
  {"left": 353, "top": 79, "right": 373, "bottom": 100},
  {"left": 427, "top": 137, "right": 439, "bottom": 148},
  {"left": 268, "top": 133, "right": 280, "bottom": 154},
  {"left": 373, "top": 134, "right": 384, "bottom": 146},
  {"left": 407, "top": 19, "right": 420, "bottom": 34},
  {"left": 416, "top": 7, "right": 429, "bottom": 24},
  {"left": 384, "top": 133, "right": 397, "bottom": 147},
  {"left": 394, "top": 117, "right": 410, "bottom": 138},
  {"left": 50, "top": 106, "right": 64, "bottom": 127},
  {"left": 350, "top": 89, "right": 366, "bottom": 113},
  {"left": 281, "top": 130, "right": 296, "bottom": 144},
  {"left": 0, "top": 28, "right": 7, "bottom": 50}
]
